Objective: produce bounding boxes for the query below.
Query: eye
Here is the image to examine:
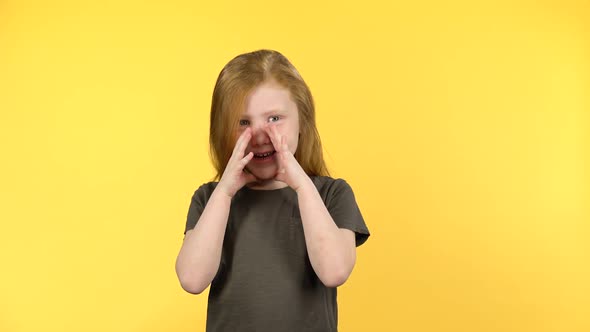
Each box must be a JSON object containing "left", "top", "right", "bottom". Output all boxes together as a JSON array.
[
  {"left": 268, "top": 115, "right": 280, "bottom": 123},
  {"left": 239, "top": 119, "right": 250, "bottom": 126}
]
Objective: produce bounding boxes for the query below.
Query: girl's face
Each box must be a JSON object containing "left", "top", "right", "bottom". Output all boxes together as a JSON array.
[{"left": 237, "top": 80, "right": 300, "bottom": 188}]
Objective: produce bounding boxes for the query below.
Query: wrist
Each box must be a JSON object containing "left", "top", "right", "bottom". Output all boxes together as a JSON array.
[
  {"left": 295, "top": 176, "right": 315, "bottom": 195},
  {"left": 212, "top": 185, "right": 235, "bottom": 201}
]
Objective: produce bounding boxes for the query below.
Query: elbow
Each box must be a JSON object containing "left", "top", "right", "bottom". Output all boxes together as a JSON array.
[
  {"left": 317, "top": 250, "right": 356, "bottom": 288},
  {"left": 175, "top": 261, "right": 210, "bottom": 295},
  {"left": 179, "top": 278, "right": 209, "bottom": 295},
  {"left": 319, "top": 267, "right": 352, "bottom": 288}
]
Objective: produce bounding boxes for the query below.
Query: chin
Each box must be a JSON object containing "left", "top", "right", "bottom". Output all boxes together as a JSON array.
[
  {"left": 246, "top": 167, "right": 277, "bottom": 182},
  {"left": 252, "top": 172, "right": 276, "bottom": 182}
]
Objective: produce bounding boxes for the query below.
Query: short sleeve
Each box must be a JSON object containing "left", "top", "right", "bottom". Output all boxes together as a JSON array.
[
  {"left": 184, "top": 182, "right": 217, "bottom": 235},
  {"left": 324, "top": 179, "right": 370, "bottom": 247}
]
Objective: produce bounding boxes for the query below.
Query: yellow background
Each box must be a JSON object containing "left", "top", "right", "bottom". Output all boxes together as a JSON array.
[{"left": 1, "top": 0, "right": 588, "bottom": 331}]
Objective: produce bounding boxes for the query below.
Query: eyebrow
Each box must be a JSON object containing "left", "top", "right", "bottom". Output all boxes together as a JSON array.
[{"left": 241, "top": 110, "right": 285, "bottom": 118}]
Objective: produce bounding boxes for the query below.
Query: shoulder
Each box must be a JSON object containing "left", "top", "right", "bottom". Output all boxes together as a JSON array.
[
  {"left": 311, "top": 175, "right": 354, "bottom": 195},
  {"left": 190, "top": 181, "right": 218, "bottom": 204},
  {"left": 311, "top": 175, "right": 370, "bottom": 246},
  {"left": 195, "top": 181, "right": 218, "bottom": 193},
  {"left": 310, "top": 175, "right": 357, "bottom": 206}
]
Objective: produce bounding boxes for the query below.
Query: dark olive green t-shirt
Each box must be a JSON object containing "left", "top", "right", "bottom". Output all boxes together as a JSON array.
[{"left": 184, "top": 176, "right": 370, "bottom": 332}]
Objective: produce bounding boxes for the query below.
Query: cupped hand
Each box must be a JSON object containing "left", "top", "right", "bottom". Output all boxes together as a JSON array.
[
  {"left": 216, "top": 128, "right": 257, "bottom": 197},
  {"left": 265, "top": 124, "right": 309, "bottom": 192}
]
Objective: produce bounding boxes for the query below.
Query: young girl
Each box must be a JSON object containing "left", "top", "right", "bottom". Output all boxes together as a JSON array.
[{"left": 175, "top": 49, "right": 370, "bottom": 332}]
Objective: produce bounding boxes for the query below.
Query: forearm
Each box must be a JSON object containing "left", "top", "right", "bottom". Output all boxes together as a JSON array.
[
  {"left": 175, "top": 189, "right": 232, "bottom": 294},
  {"left": 297, "top": 178, "right": 356, "bottom": 287}
]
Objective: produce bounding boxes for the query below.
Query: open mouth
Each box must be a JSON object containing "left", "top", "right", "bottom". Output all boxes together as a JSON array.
[{"left": 252, "top": 150, "right": 276, "bottom": 160}]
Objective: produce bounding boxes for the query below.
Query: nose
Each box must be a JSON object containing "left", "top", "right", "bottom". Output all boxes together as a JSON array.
[{"left": 250, "top": 123, "right": 271, "bottom": 147}]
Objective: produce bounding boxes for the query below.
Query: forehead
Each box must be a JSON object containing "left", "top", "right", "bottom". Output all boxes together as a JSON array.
[{"left": 243, "top": 81, "right": 297, "bottom": 116}]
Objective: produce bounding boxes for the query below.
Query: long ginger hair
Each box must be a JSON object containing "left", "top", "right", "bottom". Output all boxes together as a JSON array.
[{"left": 209, "top": 49, "right": 329, "bottom": 180}]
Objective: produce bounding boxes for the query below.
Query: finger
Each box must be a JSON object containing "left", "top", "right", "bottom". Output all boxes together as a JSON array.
[
  {"left": 233, "top": 152, "right": 254, "bottom": 172},
  {"left": 237, "top": 128, "right": 252, "bottom": 154},
  {"left": 226, "top": 150, "right": 251, "bottom": 177},
  {"left": 276, "top": 140, "right": 286, "bottom": 174},
  {"left": 273, "top": 125, "right": 288, "bottom": 152},
  {"left": 238, "top": 152, "right": 253, "bottom": 169},
  {"left": 231, "top": 128, "right": 251, "bottom": 160},
  {"left": 265, "top": 124, "right": 281, "bottom": 151},
  {"left": 281, "top": 135, "right": 288, "bottom": 152},
  {"left": 237, "top": 129, "right": 252, "bottom": 157}
]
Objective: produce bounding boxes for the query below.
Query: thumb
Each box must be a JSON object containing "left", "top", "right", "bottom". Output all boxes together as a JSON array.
[
  {"left": 274, "top": 170, "right": 286, "bottom": 182},
  {"left": 244, "top": 172, "right": 257, "bottom": 184}
]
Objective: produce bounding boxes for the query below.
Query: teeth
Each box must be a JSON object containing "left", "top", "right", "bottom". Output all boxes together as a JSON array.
[{"left": 254, "top": 151, "right": 273, "bottom": 157}]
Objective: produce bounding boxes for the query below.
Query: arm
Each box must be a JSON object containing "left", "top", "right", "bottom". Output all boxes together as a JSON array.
[
  {"left": 265, "top": 124, "right": 359, "bottom": 287},
  {"left": 297, "top": 177, "right": 357, "bottom": 287},
  {"left": 175, "top": 189, "right": 232, "bottom": 294},
  {"left": 175, "top": 128, "right": 256, "bottom": 294}
]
